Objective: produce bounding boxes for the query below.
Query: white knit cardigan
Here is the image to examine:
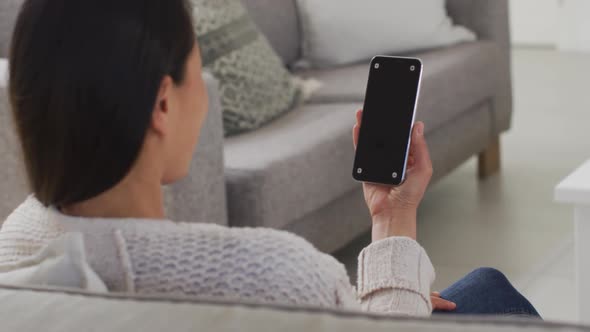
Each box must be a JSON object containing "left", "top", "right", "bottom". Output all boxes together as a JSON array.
[{"left": 0, "top": 196, "right": 435, "bottom": 316}]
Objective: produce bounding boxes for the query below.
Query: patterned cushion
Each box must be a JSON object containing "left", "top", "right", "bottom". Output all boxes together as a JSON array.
[{"left": 191, "top": 0, "right": 302, "bottom": 137}]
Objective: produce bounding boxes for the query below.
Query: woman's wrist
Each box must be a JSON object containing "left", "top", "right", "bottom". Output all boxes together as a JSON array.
[{"left": 371, "top": 209, "right": 417, "bottom": 242}]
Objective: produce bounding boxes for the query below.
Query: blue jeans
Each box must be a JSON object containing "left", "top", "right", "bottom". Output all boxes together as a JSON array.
[{"left": 434, "top": 268, "right": 541, "bottom": 318}]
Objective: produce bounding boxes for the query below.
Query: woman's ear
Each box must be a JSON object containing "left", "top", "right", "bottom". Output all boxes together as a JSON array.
[{"left": 151, "top": 76, "right": 174, "bottom": 137}]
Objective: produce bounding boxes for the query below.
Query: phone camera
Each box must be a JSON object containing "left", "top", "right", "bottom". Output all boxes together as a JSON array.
[
  {"left": 410, "top": 65, "right": 416, "bottom": 71},
  {"left": 374, "top": 63, "right": 380, "bottom": 69}
]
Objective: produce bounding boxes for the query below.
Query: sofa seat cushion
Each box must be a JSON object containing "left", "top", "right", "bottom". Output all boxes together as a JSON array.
[
  {"left": 224, "top": 103, "right": 361, "bottom": 229},
  {"left": 297, "top": 41, "right": 500, "bottom": 132}
]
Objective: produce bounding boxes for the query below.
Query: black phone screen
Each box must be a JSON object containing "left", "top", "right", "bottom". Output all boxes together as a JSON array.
[{"left": 353, "top": 56, "right": 423, "bottom": 186}]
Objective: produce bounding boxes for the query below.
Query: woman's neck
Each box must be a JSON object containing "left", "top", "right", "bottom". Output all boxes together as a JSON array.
[{"left": 60, "top": 170, "right": 166, "bottom": 220}]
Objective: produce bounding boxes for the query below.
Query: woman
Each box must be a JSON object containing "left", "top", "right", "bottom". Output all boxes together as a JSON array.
[{"left": 0, "top": 0, "right": 539, "bottom": 317}]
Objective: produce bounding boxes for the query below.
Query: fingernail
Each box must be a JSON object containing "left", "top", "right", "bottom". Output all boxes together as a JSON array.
[{"left": 416, "top": 123, "right": 424, "bottom": 136}]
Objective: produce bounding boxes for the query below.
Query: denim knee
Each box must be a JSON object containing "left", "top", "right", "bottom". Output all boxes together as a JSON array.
[{"left": 469, "top": 267, "right": 510, "bottom": 286}]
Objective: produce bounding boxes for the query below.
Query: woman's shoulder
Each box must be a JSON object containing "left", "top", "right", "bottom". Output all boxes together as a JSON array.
[
  {"left": 2, "top": 197, "right": 354, "bottom": 306},
  {"left": 5, "top": 195, "right": 320, "bottom": 256},
  {"left": 115, "top": 220, "right": 351, "bottom": 306},
  {"left": 120, "top": 220, "right": 322, "bottom": 257}
]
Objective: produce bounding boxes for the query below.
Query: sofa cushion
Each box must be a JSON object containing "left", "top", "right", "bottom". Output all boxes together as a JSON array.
[
  {"left": 294, "top": 0, "right": 475, "bottom": 68},
  {"left": 0, "top": 0, "right": 23, "bottom": 58},
  {"left": 298, "top": 41, "right": 500, "bottom": 132},
  {"left": 224, "top": 103, "right": 361, "bottom": 229},
  {"left": 241, "top": 0, "right": 301, "bottom": 66}
]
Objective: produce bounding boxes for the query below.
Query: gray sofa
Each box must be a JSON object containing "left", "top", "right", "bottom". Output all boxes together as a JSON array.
[
  {"left": 222, "top": 0, "right": 512, "bottom": 252},
  {"left": 0, "top": 0, "right": 512, "bottom": 253},
  {"left": 2, "top": 283, "right": 589, "bottom": 332}
]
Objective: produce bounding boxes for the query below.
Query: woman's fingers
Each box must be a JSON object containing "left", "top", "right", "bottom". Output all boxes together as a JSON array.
[
  {"left": 353, "top": 110, "right": 363, "bottom": 149},
  {"left": 407, "top": 155, "right": 416, "bottom": 168},
  {"left": 407, "top": 122, "right": 433, "bottom": 177},
  {"left": 353, "top": 125, "right": 359, "bottom": 149},
  {"left": 431, "top": 291, "right": 456, "bottom": 311},
  {"left": 431, "top": 296, "right": 457, "bottom": 311}
]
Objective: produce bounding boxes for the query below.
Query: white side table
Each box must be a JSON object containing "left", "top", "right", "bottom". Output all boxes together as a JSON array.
[
  {"left": 0, "top": 58, "right": 7, "bottom": 88},
  {"left": 555, "top": 159, "right": 590, "bottom": 323}
]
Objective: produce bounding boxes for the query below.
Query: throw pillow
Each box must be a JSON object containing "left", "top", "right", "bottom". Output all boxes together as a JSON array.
[
  {"left": 295, "top": 0, "right": 477, "bottom": 68},
  {"left": 191, "top": 0, "right": 302, "bottom": 136}
]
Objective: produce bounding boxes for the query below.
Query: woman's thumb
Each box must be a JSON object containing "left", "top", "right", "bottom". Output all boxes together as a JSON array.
[{"left": 409, "top": 122, "right": 433, "bottom": 176}]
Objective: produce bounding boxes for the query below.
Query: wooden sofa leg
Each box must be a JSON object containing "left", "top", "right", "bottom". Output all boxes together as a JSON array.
[{"left": 478, "top": 137, "right": 501, "bottom": 180}]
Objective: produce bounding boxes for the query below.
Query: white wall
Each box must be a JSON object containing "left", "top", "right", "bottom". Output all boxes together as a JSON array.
[
  {"left": 557, "top": 0, "right": 590, "bottom": 53},
  {"left": 510, "top": 0, "right": 560, "bottom": 46},
  {"left": 0, "top": 59, "right": 7, "bottom": 88},
  {"left": 510, "top": 0, "right": 590, "bottom": 53}
]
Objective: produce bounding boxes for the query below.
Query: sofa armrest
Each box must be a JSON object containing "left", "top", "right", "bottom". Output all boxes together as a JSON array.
[
  {"left": 0, "top": 84, "right": 29, "bottom": 222},
  {"left": 447, "top": 0, "right": 511, "bottom": 49},
  {"left": 163, "top": 72, "right": 228, "bottom": 225},
  {"left": 446, "top": 0, "right": 513, "bottom": 134},
  {"left": 0, "top": 73, "right": 228, "bottom": 224}
]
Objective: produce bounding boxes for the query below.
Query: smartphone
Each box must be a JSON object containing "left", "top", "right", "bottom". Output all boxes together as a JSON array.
[{"left": 352, "top": 56, "right": 423, "bottom": 186}]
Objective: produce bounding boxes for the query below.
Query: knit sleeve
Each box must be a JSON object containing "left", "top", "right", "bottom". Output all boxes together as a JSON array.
[
  {"left": 318, "top": 255, "right": 361, "bottom": 310},
  {"left": 356, "top": 237, "right": 435, "bottom": 316}
]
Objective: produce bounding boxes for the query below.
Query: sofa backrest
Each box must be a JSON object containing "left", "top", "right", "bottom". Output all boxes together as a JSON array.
[
  {"left": 0, "top": 0, "right": 23, "bottom": 58},
  {"left": 0, "top": 0, "right": 303, "bottom": 65},
  {"left": 1, "top": 284, "right": 588, "bottom": 332},
  {"left": 241, "top": 0, "right": 301, "bottom": 66}
]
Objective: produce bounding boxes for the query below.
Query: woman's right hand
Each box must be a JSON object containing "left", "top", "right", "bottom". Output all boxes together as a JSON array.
[{"left": 353, "top": 110, "right": 433, "bottom": 242}]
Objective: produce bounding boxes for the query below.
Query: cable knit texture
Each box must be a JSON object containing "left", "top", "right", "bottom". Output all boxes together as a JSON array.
[
  {"left": 358, "top": 237, "right": 435, "bottom": 315},
  {"left": 0, "top": 198, "right": 65, "bottom": 268},
  {"left": 0, "top": 196, "right": 434, "bottom": 315}
]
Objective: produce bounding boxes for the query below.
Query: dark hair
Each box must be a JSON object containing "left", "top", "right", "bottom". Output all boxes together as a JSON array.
[{"left": 8, "top": 0, "right": 196, "bottom": 207}]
